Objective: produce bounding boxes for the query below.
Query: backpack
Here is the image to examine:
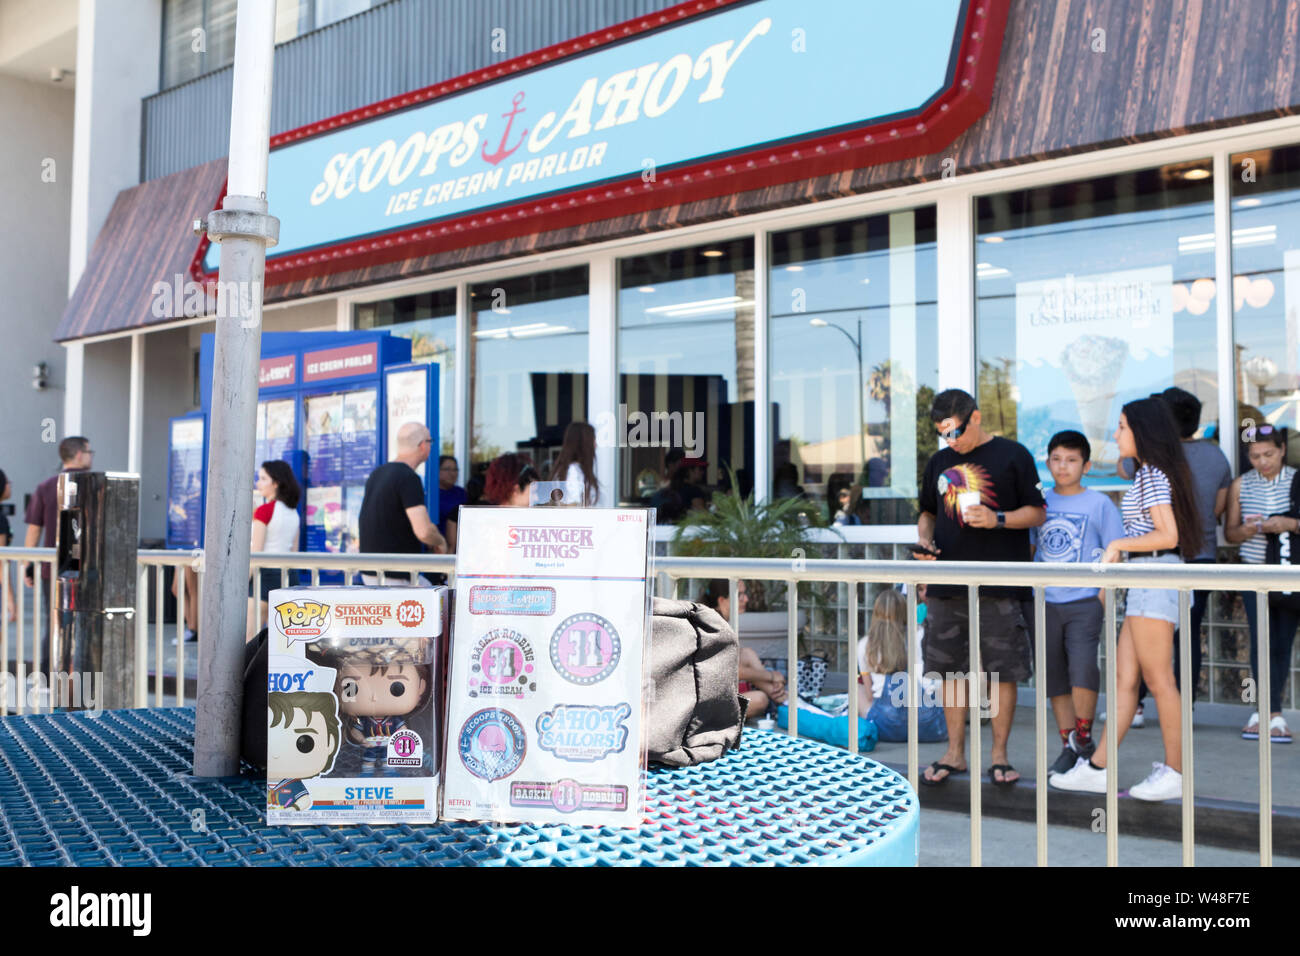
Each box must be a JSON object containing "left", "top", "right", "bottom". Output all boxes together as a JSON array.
[
  {"left": 646, "top": 597, "right": 746, "bottom": 767},
  {"left": 242, "top": 598, "right": 748, "bottom": 770},
  {"left": 1264, "top": 470, "right": 1300, "bottom": 612}
]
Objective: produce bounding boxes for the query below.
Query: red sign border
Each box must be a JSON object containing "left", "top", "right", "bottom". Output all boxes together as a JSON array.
[{"left": 191, "top": 0, "right": 1009, "bottom": 288}]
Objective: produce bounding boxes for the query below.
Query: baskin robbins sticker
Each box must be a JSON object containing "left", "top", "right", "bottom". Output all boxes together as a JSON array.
[
  {"left": 509, "top": 779, "right": 629, "bottom": 814},
  {"left": 536, "top": 703, "right": 630, "bottom": 762},
  {"left": 549, "top": 613, "right": 621, "bottom": 685},
  {"left": 458, "top": 708, "right": 527, "bottom": 781},
  {"left": 468, "top": 628, "right": 537, "bottom": 699}
]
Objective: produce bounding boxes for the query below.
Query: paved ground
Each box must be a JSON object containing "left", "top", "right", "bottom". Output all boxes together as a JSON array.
[
  {"left": 919, "top": 808, "right": 1299, "bottom": 866},
  {"left": 867, "top": 701, "right": 1298, "bottom": 806}
]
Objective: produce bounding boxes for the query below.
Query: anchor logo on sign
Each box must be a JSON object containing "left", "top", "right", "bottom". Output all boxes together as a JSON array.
[{"left": 481, "top": 91, "right": 529, "bottom": 166}]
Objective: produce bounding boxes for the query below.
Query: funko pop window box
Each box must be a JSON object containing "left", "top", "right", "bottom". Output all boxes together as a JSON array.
[{"left": 266, "top": 586, "right": 447, "bottom": 825}]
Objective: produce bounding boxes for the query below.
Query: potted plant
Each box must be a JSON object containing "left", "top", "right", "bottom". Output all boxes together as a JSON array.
[{"left": 671, "top": 466, "right": 835, "bottom": 658}]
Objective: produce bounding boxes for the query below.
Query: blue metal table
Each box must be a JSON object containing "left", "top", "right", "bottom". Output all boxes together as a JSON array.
[{"left": 0, "top": 708, "right": 917, "bottom": 866}]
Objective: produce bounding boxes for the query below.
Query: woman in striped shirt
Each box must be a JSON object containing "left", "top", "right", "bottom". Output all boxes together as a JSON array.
[
  {"left": 1051, "top": 397, "right": 1201, "bottom": 801},
  {"left": 1225, "top": 426, "right": 1297, "bottom": 743}
]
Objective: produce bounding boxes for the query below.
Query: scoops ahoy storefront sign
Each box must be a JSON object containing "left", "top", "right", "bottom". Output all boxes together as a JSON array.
[{"left": 194, "top": 0, "right": 1008, "bottom": 285}]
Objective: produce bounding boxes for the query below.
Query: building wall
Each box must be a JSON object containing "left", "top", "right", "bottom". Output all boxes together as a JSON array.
[
  {"left": 141, "top": 0, "right": 685, "bottom": 180},
  {"left": 139, "top": 327, "right": 192, "bottom": 539},
  {"left": 0, "top": 72, "right": 74, "bottom": 534},
  {"left": 79, "top": 336, "right": 131, "bottom": 483}
]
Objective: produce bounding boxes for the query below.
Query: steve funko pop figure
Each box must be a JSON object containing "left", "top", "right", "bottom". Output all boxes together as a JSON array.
[{"left": 326, "top": 644, "right": 431, "bottom": 776}]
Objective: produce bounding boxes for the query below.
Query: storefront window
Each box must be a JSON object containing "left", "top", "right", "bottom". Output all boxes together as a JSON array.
[
  {"left": 355, "top": 289, "right": 456, "bottom": 456},
  {"left": 469, "top": 267, "right": 589, "bottom": 479},
  {"left": 770, "top": 210, "right": 938, "bottom": 524},
  {"left": 975, "top": 162, "right": 1217, "bottom": 485},
  {"left": 1231, "top": 145, "right": 1300, "bottom": 471},
  {"left": 617, "top": 240, "right": 754, "bottom": 513}
]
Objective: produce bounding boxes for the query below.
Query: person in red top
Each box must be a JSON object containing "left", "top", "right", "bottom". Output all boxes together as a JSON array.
[{"left": 23, "top": 436, "right": 93, "bottom": 668}]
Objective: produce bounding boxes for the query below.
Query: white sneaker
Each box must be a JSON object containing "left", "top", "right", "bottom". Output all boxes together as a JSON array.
[
  {"left": 1129, "top": 762, "right": 1183, "bottom": 802},
  {"left": 1131, "top": 704, "right": 1145, "bottom": 728},
  {"left": 1048, "top": 757, "right": 1106, "bottom": 793}
]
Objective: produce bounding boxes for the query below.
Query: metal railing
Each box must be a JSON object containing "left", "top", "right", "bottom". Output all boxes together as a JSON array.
[
  {"left": 3, "top": 546, "right": 1291, "bottom": 865},
  {"left": 0, "top": 548, "right": 58, "bottom": 716}
]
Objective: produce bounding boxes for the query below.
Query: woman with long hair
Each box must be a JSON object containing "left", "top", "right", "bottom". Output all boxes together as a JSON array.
[
  {"left": 248, "top": 460, "right": 302, "bottom": 641},
  {"left": 1051, "top": 397, "right": 1200, "bottom": 800},
  {"left": 856, "top": 587, "right": 946, "bottom": 742},
  {"left": 551, "top": 421, "right": 600, "bottom": 506},
  {"left": 1225, "top": 426, "right": 1297, "bottom": 742}
]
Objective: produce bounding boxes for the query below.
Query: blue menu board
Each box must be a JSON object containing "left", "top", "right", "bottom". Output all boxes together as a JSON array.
[
  {"left": 305, "top": 393, "right": 344, "bottom": 486},
  {"left": 167, "top": 416, "right": 205, "bottom": 548},
  {"left": 342, "top": 388, "right": 378, "bottom": 483}
]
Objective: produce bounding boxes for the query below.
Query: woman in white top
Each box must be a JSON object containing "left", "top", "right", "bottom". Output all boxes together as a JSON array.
[
  {"left": 247, "top": 460, "right": 302, "bottom": 641},
  {"left": 1051, "top": 398, "right": 1202, "bottom": 801},
  {"left": 1225, "top": 426, "right": 1298, "bottom": 742},
  {"left": 550, "top": 421, "right": 600, "bottom": 506}
]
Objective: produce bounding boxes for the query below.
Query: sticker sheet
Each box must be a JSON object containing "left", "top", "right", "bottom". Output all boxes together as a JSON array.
[
  {"left": 442, "top": 507, "right": 652, "bottom": 827},
  {"left": 266, "top": 586, "right": 446, "bottom": 826}
]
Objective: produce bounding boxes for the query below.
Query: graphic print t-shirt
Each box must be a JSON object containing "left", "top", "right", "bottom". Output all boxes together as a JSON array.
[
  {"left": 919, "top": 436, "right": 1045, "bottom": 599},
  {"left": 1032, "top": 488, "right": 1125, "bottom": 603}
]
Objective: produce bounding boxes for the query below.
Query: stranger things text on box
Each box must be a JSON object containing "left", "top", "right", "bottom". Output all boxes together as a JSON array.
[
  {"left": 443, "top": 508, "right": 652, "bottom": 827},
  {"left": 266, "top": 586, "right": 447, "bottom": 826}
]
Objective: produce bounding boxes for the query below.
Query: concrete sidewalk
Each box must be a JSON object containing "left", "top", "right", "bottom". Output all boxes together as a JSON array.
[{"left": 868, "top": 700, "right": 1298, "bottom": 806}]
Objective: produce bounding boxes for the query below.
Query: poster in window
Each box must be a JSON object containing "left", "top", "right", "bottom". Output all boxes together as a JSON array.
[
  {"left": 168, "top": 417, "right": 204, "bottom": 548},
  {"left": 305, "top": 485, "right": 343, "bottom": 552},
  {"left": 305, "top": 393, "right": 345, "bottom": 486},
  {"left": 1015, "top": 265, "right": 1174, "bottom": 482},
  {"left": 265, "top": 398, "right": 296, "bottom": 462},
  {"left": 386, "top": 368, "right": 428, "bottom": 480}
]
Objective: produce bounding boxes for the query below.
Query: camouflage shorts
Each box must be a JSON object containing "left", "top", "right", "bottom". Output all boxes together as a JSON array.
[{"left": 923, "top": 595, "right": 1032, "bottom": 683}]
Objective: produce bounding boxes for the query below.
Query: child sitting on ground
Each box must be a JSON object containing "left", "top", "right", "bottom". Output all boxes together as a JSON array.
[{"left": 857, "top": 587, "right": 947, "bottom": 742}]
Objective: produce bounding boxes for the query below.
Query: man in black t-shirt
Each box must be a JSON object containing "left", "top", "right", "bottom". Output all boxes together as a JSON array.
[
  {"left": 358, "top": 422, "right": 447, "bottom": 584},
  {"left": 914, "top": 390, "right": 1045, "bottom": 787}
]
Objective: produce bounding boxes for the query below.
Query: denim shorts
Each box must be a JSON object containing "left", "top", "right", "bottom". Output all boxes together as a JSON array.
[{"left": 1124, "top": 553, "right": 1182, "bottom": 625}]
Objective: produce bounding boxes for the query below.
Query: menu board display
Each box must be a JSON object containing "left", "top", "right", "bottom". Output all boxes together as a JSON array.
[
  {"left": 167, "top": 417, "right": 205, "bottom": 548},
  {"left": 305, "top": 393, "right": 345, "bottom": 486},
  {"left": 442, "top": 507, "right": 652, "bottom": 828},
  {"left": 342, "top": 389, "right": 378, "bottom": 483}
]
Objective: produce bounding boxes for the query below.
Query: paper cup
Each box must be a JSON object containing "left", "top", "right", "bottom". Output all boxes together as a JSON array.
[{"left": 958, "top": 491, "right": 981, "bottom": 513}]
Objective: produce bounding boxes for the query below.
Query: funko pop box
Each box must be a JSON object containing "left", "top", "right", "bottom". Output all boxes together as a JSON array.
[{"left": 266, "top": 586, "right": 447, "bottom": 826}]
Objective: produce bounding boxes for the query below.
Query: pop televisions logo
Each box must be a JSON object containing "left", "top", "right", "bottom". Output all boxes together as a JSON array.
[{"left": 273, "top": 600, "right": 332, "bottom": 639}]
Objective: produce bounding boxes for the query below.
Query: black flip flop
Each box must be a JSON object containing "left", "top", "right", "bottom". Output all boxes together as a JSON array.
[
  {"left": 920, "top": 761, "right": 966, "bottom": 787},
  {"left": 988, "top": 764, "right": 1020, "bottom": 787}
]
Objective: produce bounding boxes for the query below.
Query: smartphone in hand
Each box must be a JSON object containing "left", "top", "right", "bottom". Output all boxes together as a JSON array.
[{"left": 909, "top": 543, "right": 939, "bottom": 558}]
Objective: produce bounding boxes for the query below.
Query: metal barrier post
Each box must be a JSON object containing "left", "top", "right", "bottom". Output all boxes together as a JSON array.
[
  {"left": 847, "top": 579, "right": 858, "bottom": 755},
  {"left": 155, "top": 565, "right": 164, "bottom": 707},
  {"left": 176, "top": 562, "right": 187, "bottom": 707},
  {"left": 1034, "top": 585, "right": 1047, "bottom": 867},
  {"left": 906, "top": 583, "right": 918, "bottom": 794},
  {"left": 15, "top": 569, "right": 24, "bottom": 715},
  {"left": 135, "top": 564, "right": 148, "bottom": 708},
  {"left": 968, "top": 584, "right": 981, "bottom": 867},
  {"left": 1256, "top": 591, "right": 1272, "bottom": 867},
  {"left": 32, "top": 572, "right": 41, "bottom": 711},
  {"left": 1178, "top": 589, "right": 1194, "bottom": 866},
  {"left": 787, "top": 579, "right": 798, "bottom": 740},
  {"left": 1104, "top": 585, "right": 1118, "bottom": 867}
]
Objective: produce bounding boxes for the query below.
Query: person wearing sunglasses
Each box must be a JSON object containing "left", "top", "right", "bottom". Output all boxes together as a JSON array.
[
  {"left": 1226, "top": 424, "right": 1296, "bottom": 743},
  {"left": 914, "top": 389, "right": 1046, "bottom": 787}
]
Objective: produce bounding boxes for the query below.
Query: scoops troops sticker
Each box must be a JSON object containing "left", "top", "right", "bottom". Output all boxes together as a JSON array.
[
  {"left": 458, "top": 708, "right": 527, "bottom": 781},
  {"left": 549, "top": 612, "right": 621, "bottom": 685}
]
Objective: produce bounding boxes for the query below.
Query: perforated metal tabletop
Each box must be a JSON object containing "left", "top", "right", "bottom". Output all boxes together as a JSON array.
[{"left": 0, "top": 708, "right": 918, "bottom": 866}]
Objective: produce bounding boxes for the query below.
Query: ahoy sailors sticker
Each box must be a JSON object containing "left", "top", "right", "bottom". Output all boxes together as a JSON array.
[{"left": 536, "top": 703, "right": 631, "bottom": 762}]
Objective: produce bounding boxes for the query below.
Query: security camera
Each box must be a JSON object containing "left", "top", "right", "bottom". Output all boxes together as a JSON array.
[{"left": 50, "top": 68, "right": 67, "bottom": 83}]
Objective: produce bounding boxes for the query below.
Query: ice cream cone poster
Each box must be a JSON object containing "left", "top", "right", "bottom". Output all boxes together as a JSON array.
[{"left": 1014, "top": 265, "right": 1174, "bottom": 482}]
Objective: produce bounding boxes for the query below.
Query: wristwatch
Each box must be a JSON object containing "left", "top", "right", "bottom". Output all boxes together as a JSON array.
[{"left": 996, "top": 511, "right": 1006, "bottom": 528}]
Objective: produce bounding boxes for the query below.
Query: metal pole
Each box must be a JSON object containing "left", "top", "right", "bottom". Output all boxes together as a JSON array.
[
  {"left": 1256, "top": 592, "right": 1272, "bottom": 866},
  {"left": 855, "top": 318, "right": 865, "bottom": 480},
  {"left": 193, "top": 0, "right": 280, "bottom": 778},
  {"left": 1034, "top": 586, "right": 1047, "bottom": 867},
  {"left": 1178, "top": 589, "right": 1194, "bottom": 866},
  {"left": 968, "top": 584, "right": 981, "bottom": 867},
  {"left": 1104, "top": 586, "right": 1118, "bottom": 867},
  {"left": 905, "top": 583, "right": 918, "bottom": 795}
]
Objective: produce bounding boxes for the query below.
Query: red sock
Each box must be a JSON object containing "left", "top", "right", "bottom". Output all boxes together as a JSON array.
[
  {"left": 1059, "top": 727, "right": 1071, "bottom": 744},
  {"left": 1075, "top": 717, "right": 1093, "bottom": 743}
]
